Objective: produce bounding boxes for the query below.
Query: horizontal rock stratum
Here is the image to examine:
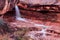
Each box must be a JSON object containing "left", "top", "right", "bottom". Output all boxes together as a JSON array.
[{"left": 0, "top": 0, "right": 60, "bottom": 15}]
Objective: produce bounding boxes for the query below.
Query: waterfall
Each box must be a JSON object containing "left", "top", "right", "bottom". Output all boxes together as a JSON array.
[
  {"left": 15, "top": 5, "right": 28, "bottom": 22},
  {"left": 15, "top": 5, "right": 51, "bottom": 37},
  {"left": 15, "top": 5, "right": 21, "bottom": 18}
]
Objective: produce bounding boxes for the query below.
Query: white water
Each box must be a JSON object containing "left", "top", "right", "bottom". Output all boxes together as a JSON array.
[
  {"left": 15, "top": 5, "right": 51, "bottom": 37},
  {"left": 15, "top": 5, "right": 28, "bottom": 22},
  {"left": 34, "top": 23, "right": 47, "bottom": 37}
]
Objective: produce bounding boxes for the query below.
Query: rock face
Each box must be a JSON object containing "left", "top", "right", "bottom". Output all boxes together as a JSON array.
[
  {"left": 0, "top": 0, "right": 18, "bottom": 10},
  {"left": 0, "top": 0, "right": 60, "bottom": 15},
  {"left": 0, "top": 0, "right": 19, "bottom": 14},
  {"left": 0, "top": 0, "right": 5, "bottom": 10},
  {"left": 20, "top": 0, "right": 57, "bottom": 5},
  {"left": 1, "top": 0, "right": 60, "bottom": 40},
  {"left": 20, "top": 0, "right": 60, "bottom": 5}
]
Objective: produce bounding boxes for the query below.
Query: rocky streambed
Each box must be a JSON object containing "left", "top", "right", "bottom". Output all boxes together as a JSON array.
[
  {"left": 0, "top": 1, "right": 60, "bottom": 40},
  {"left": 0, "top": 7, "right": 59, "bottom": 40}
]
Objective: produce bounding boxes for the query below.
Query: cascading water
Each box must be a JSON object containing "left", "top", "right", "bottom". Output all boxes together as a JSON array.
[
  {"left": 15, "top": 5, "right": 21, "bottom": 18},
  {"left": 15, "top": 5, "right": 51, "bottom": 37},
  {"left": 15, "top": 5, "right": 28, "bottom": 22},
  {"left": 34, "top": 23, "right": 48, "bottom": 37}
]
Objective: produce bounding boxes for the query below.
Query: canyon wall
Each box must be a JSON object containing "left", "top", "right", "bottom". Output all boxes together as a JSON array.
[{"left": 0, "top": 0, "right": 60, "bottom": 14}]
